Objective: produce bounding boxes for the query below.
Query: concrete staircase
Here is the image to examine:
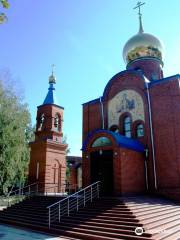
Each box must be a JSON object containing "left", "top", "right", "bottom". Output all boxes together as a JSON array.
[
  {"left": 0, "top": 196, "right": 152, "bottom": 240},
  {"left": 122, "top": 196, "right": 180, "bottom": 240},
  {"left": 0, "top": 196, "right": 179, "bottom": 240}
]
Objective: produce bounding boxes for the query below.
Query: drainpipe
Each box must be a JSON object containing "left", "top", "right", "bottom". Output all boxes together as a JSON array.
[
  {"left": 145, "top": 77, "right": 157, "bottom": 190},
  {"left": 144, "top": 148, "right": 149, "bottom": 190},
  {"left": 100, "top": 97, "right": 105, "bottom": 129}
]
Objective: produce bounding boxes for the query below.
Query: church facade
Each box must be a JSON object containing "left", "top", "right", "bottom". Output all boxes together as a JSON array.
[{"left": 82, "top": 12, "right": 180, "bottom": 197}]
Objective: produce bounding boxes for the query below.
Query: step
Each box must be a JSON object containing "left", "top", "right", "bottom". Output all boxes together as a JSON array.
[
  {"left": 79, "top": 208, "right": 133, "bottom": 214},
  {"left": 136, "top": 207, "right": 180, "bottom": 218},
  {"left": 62, "top": 215, "right": 140, "bottom": 225},
  {"left": 153, "top": 226, "right": 180, "bottom": 240},
  {"left": 93, "top": 202, "right": 127, "bottom": 206},
  {"left": 130, "top": 205, "right": 178, "bottom": 214},
  {"left": 0, "top": 209, "right": 48, "bottom": 219},
  {"left": 1, "top": 206, "right": 47, "bottom": 214},
  {"left": 144, "top": 215, "right": 180, "bottom": 229},
  {"left": 126, "top": 203, "right": 175, "bottom": 210},
  {"left": 146, "top": 219, "right": 180, "bottom": 234},
  {"left": 9, "top": 205, "right": 49, "bottom": 212},
  {"left": 142, "top": 211, "right": 180, "bottom": 225},
  {"left": 78, "top": 210, "right": 135, "bottom": 218},
  {"left": 53, "top": 220, "right": 152, "bottom": 237},
  {"left": 71, "top": 213, "right": 139, "bottom": 222},
  {"left": 14, "top": 202, "right": 60, "bottom": 207},
  {"left": 88, "top": 205, "right": 128, "bottom": 210},
  {"left": 50, "top": 225, "right": 152, "bottom": 240},
  {"left": 0, "top": 213, "right": 48, "bottom": 224},
  {"left": 0, "top": 215, "right": 48, "bottom": 228},
  {"left": 60, "top": 218, "right": 142, "bottom": 231},
  {"left": 139, "top": 209, "right": 180, "bottom": 221},
  {"left": 82, "top": 210, "right": 133, "bottom": 215}
]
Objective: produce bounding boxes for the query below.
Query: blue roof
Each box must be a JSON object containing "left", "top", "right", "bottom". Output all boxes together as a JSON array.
[
  {"left": 82, "top": 129, "right": 145, "bottom": 152},
  {"left": 43, "top": 83, "right": 59, "bottom": 105}
]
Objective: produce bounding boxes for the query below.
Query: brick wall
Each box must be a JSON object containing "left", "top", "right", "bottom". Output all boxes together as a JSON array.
[
  {"left": 150, "top": 77, "right": 180, "bottom": 189},
  {"left": 120, "top": 148, "right": 146, "bottom": 195}
]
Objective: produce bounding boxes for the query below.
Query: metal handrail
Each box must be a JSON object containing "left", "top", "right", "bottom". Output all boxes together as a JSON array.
[
  {"left": 38, "top": 183, "right": 78, "bottom": 195},
  {"left": 2, "top": 182, "right": 79, "bottom": 208},
  {"left": 47, "top": 181, "right": 101, "bottom": 228},
  {"left": 5, "top": 182, "right": 38, "bottom": 207},
  {"left": 8, "top": 182, "right": 38, "bottom": 196}
]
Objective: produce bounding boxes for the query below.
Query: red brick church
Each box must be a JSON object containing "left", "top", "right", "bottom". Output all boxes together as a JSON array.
[
  {"left": 28, "top": 5, "right": 180, "bottom": 201},
  {"left": 82, "top": 7, "right": 180, "bottom": 198},
  {"left": 2, "top": 4, "right": 179, "bottom": 240}
]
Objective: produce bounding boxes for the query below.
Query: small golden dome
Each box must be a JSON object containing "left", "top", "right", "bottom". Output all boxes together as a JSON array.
[
  {"left": 49, "top": 73, "right": 56, "bottom": 84},
  {"left": 49, "top": 64, "right": 56, "bottom": 84}
]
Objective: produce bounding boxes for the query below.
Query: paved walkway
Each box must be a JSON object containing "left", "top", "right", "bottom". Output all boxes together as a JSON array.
[{"left": 0, "top": 224, "right": 66, "bottom": 240}]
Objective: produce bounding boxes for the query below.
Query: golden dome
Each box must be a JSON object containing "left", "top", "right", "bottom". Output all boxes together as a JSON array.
[
  {"left": 49, "top": 73, "right": 56, "bottom": 84},
  {"left": 123, "top": 31, "right": 164, "bottom": 65},
  {"left": 49, "top": 64, "right": 56, "bottom": 84}
]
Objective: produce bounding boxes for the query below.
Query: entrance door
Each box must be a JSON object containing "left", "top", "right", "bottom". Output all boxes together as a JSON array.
[
  {"left": 90, "top": 150, "right": 113, "bottom": 195},
  {"left": 53, "top": 162, "right": 62, "bottom": 192}
]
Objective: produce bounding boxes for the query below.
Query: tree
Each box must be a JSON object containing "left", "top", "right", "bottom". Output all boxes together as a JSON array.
[
  {"left": 62, "top": 135, "right": 71, "bottom": 181},
  {"left": 0, "top": 76, "right": 33, "bottom": 195},
  {"left": 0, "top": 0, "right": 9, "bottom": 24}
]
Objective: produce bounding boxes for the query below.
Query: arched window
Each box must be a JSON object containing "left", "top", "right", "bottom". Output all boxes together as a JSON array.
[
  {"left": 123, "top": 116, "right": 132, "bottom": 138},
  {"left": 110, "top": 125, "right": 119, "bottom": 133},
  {"left": 54, "top": 113, "right": 61, "bottom": 132},
  {"left": 39, "top": 114, "right": 45, "bottom": 130},
  {"left": 92, "top": 137, "right": 112, "bottom": 148},
  {"left": 136, "top": 123, "right": 144, "bottom": 137}
]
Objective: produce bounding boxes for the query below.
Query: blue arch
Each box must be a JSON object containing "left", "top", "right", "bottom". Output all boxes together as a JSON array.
[{"left": 82, "top": 129, "right": 145, "bottom": 153}]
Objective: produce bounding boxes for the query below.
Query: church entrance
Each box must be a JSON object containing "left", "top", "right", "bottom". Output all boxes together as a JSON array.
[{"left": 90, "top": 150, "right": 113, "bottom": 195}]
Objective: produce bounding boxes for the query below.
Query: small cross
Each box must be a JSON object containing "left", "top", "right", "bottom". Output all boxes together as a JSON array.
[
  {"left": 51, "top": 64, "right": 55, "bottom": 73},
  {"left": 133, "top": 1, "right": 145, "bottom": 16}
]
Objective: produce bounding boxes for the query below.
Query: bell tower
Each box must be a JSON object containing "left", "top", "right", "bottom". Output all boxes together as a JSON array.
[{"left": 28, "top": 66, "right": 67, "bottom": 193}]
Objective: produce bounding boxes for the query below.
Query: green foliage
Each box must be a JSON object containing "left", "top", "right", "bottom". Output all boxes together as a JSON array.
[
  {"left": 0, "top": 0, "right": 9, "bottom": 24},
  {"left": 1, "top": 0, "right": 9, "bottom": 9},
  {"left": 62, "top": 135, "right": 70, "bottom": 155},
  {"left": 62, "top": 135, "right": 71, "bottom": 180},
  {"left": 0, "top": 80, "right": 33, "bottom": 195}
]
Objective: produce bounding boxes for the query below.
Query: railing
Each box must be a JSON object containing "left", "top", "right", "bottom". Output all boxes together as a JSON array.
[
  {"left": 42, "top": 183, "right": 78, "bottom": 196},
  {"left": 0, "top": 182, "right": 78, "bottom": 208},
  {"left": 8, "top": 182, "right": 38, "bottom": 196},
  {"left": 2, "top": 182, "right": 38, "bottom": 207},
  {"left": 47, "top": 181, "right": 101, "bottom": 228}
]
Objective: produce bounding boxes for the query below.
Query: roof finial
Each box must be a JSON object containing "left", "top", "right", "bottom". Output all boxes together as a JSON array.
[
  {"left": 133, "top": 1, "right": 145, "bottom": 33},
  {"left": 49, "top": 64, "right": 56, "bottom": 84},
  {"left": 52, "top": 64, "right": 55, "bottom": 75}
]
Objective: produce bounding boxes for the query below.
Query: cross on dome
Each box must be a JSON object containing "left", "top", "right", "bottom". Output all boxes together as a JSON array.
[
  {"left": 51, "top": 64, "right": 55, "bottom": 75},
  {"left": 133, "top": 1, "right": 146, "bottom": 33}
]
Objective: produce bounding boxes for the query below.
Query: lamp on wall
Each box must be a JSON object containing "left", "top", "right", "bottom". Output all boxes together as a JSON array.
[
  {"left": 145, "top": 148, "right": 149, "bottom": 159},
  {"left": 99, "top": 149, "right": 103, "bottom": 155}
]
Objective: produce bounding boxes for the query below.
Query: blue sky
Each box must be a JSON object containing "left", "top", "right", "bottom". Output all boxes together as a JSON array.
[{"left": 0, "top": 0, "right": 179, "bottom": 156}]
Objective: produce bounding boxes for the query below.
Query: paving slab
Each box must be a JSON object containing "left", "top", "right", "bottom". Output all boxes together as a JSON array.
[{"left": 0, "top": 224, "right": 66, "bottom": 240}]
